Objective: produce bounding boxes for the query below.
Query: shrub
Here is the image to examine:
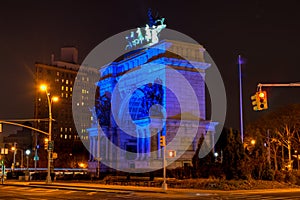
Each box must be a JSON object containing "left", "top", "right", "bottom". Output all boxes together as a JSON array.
[
  {"left": 284, "top": 171, "right": 297, "bottom": 184},
  {"left": 262, "top": 166, "right": 274, "bottom": 181},
  {"left": 274, "top": 170, "right": 285, "bottom": 182}
]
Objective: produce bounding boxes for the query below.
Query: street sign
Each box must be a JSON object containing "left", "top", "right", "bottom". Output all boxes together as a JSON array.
[{"left": 34, "top": 155, "right": 39, "bottom": 161}]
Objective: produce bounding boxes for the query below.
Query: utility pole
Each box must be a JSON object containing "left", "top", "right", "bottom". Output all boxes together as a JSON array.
[{"left": 267, "top": 130, "right": 271, "bottom": 166}]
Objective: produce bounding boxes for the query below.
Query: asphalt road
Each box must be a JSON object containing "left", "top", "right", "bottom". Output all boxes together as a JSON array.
[{"left": 2, "top": 185, "right": 300, "bottom": 200}]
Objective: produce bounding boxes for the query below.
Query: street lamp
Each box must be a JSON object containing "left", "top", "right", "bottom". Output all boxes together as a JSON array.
[
  {"left": 25, "top": 149, "right": 31, "bottom": 170},
  {"left": 11, "top": 142, "right": 16, "bottom": 171},
  {"left": 40, "top": 84, "right": 58, "bottom": 184}
]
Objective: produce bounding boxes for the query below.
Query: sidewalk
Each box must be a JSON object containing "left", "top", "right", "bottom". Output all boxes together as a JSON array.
[{"left": 4, "top": 180, "right": 300, "bottom": 195}]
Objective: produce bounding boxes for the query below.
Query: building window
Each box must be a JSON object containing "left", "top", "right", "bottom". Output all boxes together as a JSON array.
[
  {"left": 65, "top": 128, "right": 67, "bottom": 132},
  {"left": 65, "top": 135, "right": 67, "bottom": 139},
  {"left": 66, "top": 87, "right": 68, "bottom": 91},
  {"left": 60, "top": 134, "right": 63, "bottom": 138},
  {"left": 69, "top": 128, "right": 72, "bottom": 132},
  {"left": 61, "top": 93, "right": 64, "bottom": 98},
  {"left": 62, "top": 79, "right": 64, "bottom": 83},
  {"left": 61, "top": 86, "right": 64, "bottom": 91},
  {"left": 66, "top": 80, "right": 69, "bottom": 84},
  {"left": 60, "top": 127, "right": 63, "bottom": 132},
  {"left": 57, "top": 72, "right": 59, "bottom": 76},
  {"left": 69, "top": 135, "right": 72, "bottom": 139},
  {"left": 70, "top": 87, "right": 72, "bottom": 92},
  {"left": 66, "top": 93, "right": 68, "bottom": 98}
]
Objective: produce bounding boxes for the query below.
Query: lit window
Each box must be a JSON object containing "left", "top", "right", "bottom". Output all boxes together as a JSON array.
[
  {"left": 38, "top": 98, "right": 41, "bottom": 101},
  {"left": 76, "top": 102, "right": 79, "bottom": 106},
  {"left": 69, "top": 128, "right": 72, "bottom": 132},
  {"left": 66, "top": 93, "right": 68, "bottom": 98},
  {"left": 61, "top": 93, "right": 64, "bottom": 97},
  {"left": 69, "top": 135, "right": 72, "bottom": 139},
  {"left": 62, "top": 79, "right": 64, "bottom": 83},
  {"left": 61, "top": 86, "right": 64, "bottom": 91},
  {"left": 81, "top": 102, "right": 84, "bottom": 106},
  {"left": 65, "top": 128, "right": 67, "bottom": 132},
  {"left": 65, "top": 135, "right": 67, "bottom": 139},
  {"left": 60, "top": 127, "right": 63, "bottom": 132},
  {"left": 70, "top": 87, "right": 72, "bottom": 92},
  {"left": 60, "top": 134, "right": 63, "bottom": 138},
  {"left": 66, "top": 80, "right": 69, "bottom": 84},
  {"left": 66, "top": 87, "right": 68, "bottom": 91},
  {"left": 57, "top": 72, "right": 59, "bottom": 76}
]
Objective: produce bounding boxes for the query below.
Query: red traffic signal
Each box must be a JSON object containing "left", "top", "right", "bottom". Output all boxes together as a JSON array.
[{"left": 257, "top": 91, "right": 268, "bottom": 110}]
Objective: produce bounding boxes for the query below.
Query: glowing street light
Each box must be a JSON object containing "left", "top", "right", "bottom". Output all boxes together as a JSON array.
[
  {"left": 251, "top": 139, "right": 256, "bottom": 145},
  {"left": 40, "top": 84, "right": 58, "bottom": 184},
  {"left": 25, "top": 149, "right": 31, "bottom": 171}
]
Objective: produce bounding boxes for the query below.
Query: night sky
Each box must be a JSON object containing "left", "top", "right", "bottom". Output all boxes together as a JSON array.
[{"left": 1, "top": 0, "right": 300, "bottom": 135}]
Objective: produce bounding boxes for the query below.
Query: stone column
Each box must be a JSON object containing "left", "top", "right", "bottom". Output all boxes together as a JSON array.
[
  {"left": 89, "top": 136, "right": 93, "bottom": 161},
  {"left": 144, "top": 128, "right": 151, "bottom": 159},
  {"left": 136, "top": 129, "right": 140, "bottom": 160},
  {"left": 157, "top": 130, "right": 161, "bottom": 158},
  {"left": 140, "top": 128, "right": 145, "bottom": 160}
]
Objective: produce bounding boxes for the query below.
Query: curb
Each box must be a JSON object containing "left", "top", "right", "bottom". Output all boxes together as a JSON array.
[{"left": 1, "top": 182, "right": 167, "bottom": 194}]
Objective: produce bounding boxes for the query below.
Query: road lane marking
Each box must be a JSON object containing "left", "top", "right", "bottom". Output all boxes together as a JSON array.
[
  {"left": 87, "top": 192, "right": 97, "bottom": 195},
  {"left": 65, "top": 191, "right": 76, "bottom": 194}
]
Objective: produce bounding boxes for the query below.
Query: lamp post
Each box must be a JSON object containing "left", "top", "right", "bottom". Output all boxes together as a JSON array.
[
  {"left": 40, "top": 84, "right": 58, "bottom": 184},
  {"left": 11, "top": 142, "right": 16, "bottom": 171},
  {"left": 25, "top": 149, "right": 31, "bottom": 170}
]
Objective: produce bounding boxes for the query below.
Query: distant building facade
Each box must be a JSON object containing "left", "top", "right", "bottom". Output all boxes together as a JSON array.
[{"left": 34, "top": 47, "right": 97, "bottom": 168}]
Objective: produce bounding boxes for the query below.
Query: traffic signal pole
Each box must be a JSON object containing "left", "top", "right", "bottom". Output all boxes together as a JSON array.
[
  {"left": 257, "top": 82, "right": 300, "bottom": 88},
  {"left": 251, "top": 82, "right": 300, "bottom": 111}
]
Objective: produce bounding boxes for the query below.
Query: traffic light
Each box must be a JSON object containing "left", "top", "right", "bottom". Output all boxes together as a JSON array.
[
  {"left": 251, "top": 91, "right": 268, "bottom": 111},
  {"left": 251, "top": 93, "right": 259, "bottom": 111},
  {"left": 160, "top": 136, "right": 166, "bottom": 147},
  {"left": 44, "top": 138, "right": 49, "bottom": 150},
  {"left": 257, "top": 91, "right": 268, "bottom": 110},
  {"left": 168, "top": 150, "right": 176, "bottom": 158}
]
